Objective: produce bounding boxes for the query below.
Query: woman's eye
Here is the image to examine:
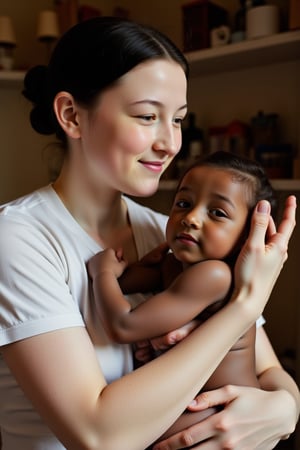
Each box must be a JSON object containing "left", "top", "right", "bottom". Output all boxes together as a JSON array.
[
  {"left": 174, "top": 117, "right": 183, "bottom": 127},
  {"left": 138, "top": 114, "right": 156, "bottom": 122}
]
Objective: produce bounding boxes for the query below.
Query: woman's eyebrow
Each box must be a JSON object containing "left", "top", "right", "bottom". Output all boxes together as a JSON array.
[{"left": 129, "top": 99, "right": 188, "bottom": 111}]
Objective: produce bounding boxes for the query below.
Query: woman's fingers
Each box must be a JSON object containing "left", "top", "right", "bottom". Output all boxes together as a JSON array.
[
  {"left": 234, "top": 195, "right": 296, "bottom": 305},
  {"left": 274, "top": 195, "right": 296, "bottom": 244}
]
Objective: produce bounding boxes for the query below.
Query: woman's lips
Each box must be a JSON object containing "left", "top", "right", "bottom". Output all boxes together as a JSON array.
[{"left": 140, "top": 161, "right": 165, "bottom": 173}]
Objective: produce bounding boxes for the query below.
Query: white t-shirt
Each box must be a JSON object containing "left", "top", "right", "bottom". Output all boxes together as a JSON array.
[
  {"left": 0, "top": 185, "right": 167, "bottom": 450},
  {"left": 0, "top": 185, "right": 264, "bottom": 449}
]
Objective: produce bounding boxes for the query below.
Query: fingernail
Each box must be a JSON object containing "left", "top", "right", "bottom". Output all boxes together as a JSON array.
[{"left": 257, "top": 201, "right": 270, "bottom": 214}]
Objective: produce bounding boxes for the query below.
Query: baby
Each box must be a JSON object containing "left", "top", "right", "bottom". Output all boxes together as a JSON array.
[{"left": 88, "top": 150, "right": 277, "bottom": 442}]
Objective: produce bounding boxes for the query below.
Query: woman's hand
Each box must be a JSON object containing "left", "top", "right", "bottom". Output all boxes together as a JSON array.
[
  {"left": 152, "top": 385, "right": 295, "bottom": 449},
  {"left": 232, "top": 196, "right": 296, "bottom": 319}
]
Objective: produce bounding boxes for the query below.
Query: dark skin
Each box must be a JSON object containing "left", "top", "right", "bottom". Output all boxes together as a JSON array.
[
  {"left": 89, "top": 248, "right": 259, "bottom": 446},
  {"left": 121, "top": 251, "right": 259, "bottom": 386},
  {"left": 120, "top": 249, "right": 259, "bottom": 445},
  {"left": 88, "top": 167, "right": 261, "bottom": 447}
]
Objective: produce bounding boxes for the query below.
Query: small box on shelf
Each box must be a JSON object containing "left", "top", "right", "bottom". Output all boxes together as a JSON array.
[
  {"left": 182, "top": 0, "right": 228, "bottom": 52},
  {"left": 289, "top": 0, "right": 300, "bottom": 30},
  {"left": 255, "top": 144, "right": 294, "bottom": 179},
  {"left": 293, "top": 158, "right": 300, "bottom": 178}
]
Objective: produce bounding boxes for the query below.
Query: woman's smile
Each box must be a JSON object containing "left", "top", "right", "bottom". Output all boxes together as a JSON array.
[{"left": 139, "top": 160, "right": 166, "bottom": 173}]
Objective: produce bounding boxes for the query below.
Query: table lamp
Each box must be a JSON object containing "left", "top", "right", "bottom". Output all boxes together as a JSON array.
[
  {"left": 0, "top": 16, "right": 17, "bottom": 70},
  {"left": 37, "top": 10, "right": 60, "bottom": 62}
]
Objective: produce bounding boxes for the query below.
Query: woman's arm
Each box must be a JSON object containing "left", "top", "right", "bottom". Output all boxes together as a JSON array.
[
  {"left": 2, "top": 197, "right": 296, "bottom": 450},
  {"left": 150, "top": 197, "right": 300, "bottom": 450},
  {"left": 152, "top": 313, "right": 299, "bottom": 450},
  {"left": 255, "top": 326, "right": 300, "bottom": 439},
  {"left": 88, "top": 251, "right": 232, "bottom": 343}
]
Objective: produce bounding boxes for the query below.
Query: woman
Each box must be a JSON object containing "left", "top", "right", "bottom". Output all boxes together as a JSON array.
[{"left": 0, "top": 17, "right": 298, "bottom": 450}]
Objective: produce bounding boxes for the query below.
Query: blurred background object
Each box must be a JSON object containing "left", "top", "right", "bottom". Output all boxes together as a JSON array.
[
  {"left": 37, "top": 10, "right": 60, "bottom": 62},
  {"left": 0, "top": 15, "right": 16, "bottom": 70}
]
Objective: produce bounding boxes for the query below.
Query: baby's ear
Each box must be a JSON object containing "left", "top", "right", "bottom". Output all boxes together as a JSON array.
[{"left": 53, "top": 92, "right": 81, "bottom": 138}]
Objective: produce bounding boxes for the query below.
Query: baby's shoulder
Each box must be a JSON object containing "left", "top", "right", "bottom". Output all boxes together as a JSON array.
[
  {"left": 181, "top": 260, "right": 232, "bottom": 297},
  {"left": 190, "top": 259, "right": 231, "bottom": 279}
]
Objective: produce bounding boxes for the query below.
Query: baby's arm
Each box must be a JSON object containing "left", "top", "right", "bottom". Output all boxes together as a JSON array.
[
  {"left": 118, "top": 244, "right": 170, "bottom": 294},
  {"left": 88, "top": 251, "right": 232, "bottom": 343}
]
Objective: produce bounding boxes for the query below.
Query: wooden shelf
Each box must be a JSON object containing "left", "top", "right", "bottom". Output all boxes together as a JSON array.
[
  {"left": 1, "top": 34, "right": 299, "bottom": 182},
  {"left": 160, "top": 179, "right": 300, "bottom": 192},
  {"left": 1, "top": 31, "right": 299, "bottom": 85},
  {"left": 0, "top": 70, "right": 25, "bottom": 87},
  {"left": 185, "top": 30, "right": 300, "bottom": 76}
]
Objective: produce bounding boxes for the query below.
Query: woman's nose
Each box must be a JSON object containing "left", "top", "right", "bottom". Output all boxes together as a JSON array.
[{"left": 152, "top": 125, "right": 179, "bottom": 156}]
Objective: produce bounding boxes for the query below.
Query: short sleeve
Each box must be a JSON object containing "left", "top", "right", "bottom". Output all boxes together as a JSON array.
[{"left": 0, "top": 214, "right": 84, "bottom": 345}]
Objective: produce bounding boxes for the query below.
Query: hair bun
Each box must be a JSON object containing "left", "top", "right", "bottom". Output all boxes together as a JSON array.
[
  {"left": 22, "top": 65, "right": 48, "bottom": 103},
  {"left": 22, "top": 65, "right": 56, "bottom": 135}
]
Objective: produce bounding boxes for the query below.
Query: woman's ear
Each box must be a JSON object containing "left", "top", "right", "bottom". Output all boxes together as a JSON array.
[{"left": 53, "top": 92, "right": 81, "bottom": 139}]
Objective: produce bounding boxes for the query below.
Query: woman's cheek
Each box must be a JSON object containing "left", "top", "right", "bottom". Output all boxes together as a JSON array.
[
  {"left": 175, "top": 133, "right": 182, "bottom": 154},
  {"left": 122, "top": 126, "right": 152, "bottom": 155}
]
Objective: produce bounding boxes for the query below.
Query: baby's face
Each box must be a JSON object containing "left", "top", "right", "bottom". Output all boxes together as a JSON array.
[{"left": 166, "top": 166, "right": 250, "bottom": 264}]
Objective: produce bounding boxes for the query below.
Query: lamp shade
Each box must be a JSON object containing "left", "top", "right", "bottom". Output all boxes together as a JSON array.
[
  {"left": 0, "top": 16, "right": 16, "bottom": 46},
  {"left": 37, "top": 10, "right": 60, "bottom": 41}
]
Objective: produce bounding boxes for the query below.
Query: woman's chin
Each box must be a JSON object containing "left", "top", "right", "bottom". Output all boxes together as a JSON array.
[{"left": 129, "top": 181, "right": 160, "bottom": 198}]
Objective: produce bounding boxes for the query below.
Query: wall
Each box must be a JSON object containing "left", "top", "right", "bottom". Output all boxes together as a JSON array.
[
  {"left": 1, "top": 0, "right": 299, "bottom": 378},
  {"left": 2, "top": 0, "right": 288, "bottom": 68},
  {"left": 0, "top": 0, "right": 54, "bottom": 69},
  {"left": 188, "top": 60, "right": 300, "bottom": 160},
  {"left": 0, "top": 0, "right": 117, "bottom": 204},
  {"left": 0, "top": 84, "right": 51, "bottom": 202}
]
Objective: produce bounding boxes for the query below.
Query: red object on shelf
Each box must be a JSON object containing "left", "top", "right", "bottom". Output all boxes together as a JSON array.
[
  {"left": 289, "top": 0, "right": 300, "bottom": 30},
  {"left": 78, "top": 5, "right": 101, "bottom": 22},
  {"left": 55, "top": 0, "right": 78, "bottom": 34},
  {"left": 182, "top": 0, "right": 228, "bottom": 52}
]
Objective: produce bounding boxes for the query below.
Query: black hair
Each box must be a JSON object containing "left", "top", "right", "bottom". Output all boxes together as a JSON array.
[
  {"left": 22, "top": 17, "right": 189, "bottom": 147},
  {"left": 174, "top": 151, "right": 278, "bottom": 313},
  {"left": 179, "top": 150, "right": 277, "bottom": 217},
  {"left": 176, "top": 151, "right": 278, "bottom": 263}
]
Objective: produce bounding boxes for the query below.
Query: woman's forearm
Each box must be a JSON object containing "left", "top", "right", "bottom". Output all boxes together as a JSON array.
[
  {"left": 98, "top": 299, "right": 257, "bottom": 449},
  {"left": 3, "top": 299, "right": 258, "bottom": 450},
  {"left": 258, "top": 366, "right": 300, "bottom": 437}
]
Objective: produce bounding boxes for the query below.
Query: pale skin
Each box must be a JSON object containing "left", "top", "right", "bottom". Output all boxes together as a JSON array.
[{"left": 1, "top": 59, "right": 299, "bottom": 450}]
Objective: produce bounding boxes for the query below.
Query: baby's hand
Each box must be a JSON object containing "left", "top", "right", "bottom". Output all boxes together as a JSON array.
[{"left": 87, "top": 248, "right": 128, "bottom": 279}]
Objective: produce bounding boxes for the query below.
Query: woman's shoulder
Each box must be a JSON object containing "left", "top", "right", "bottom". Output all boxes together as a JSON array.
[
  {"left": 123, "top": 196, "right": 168, "bottom": 255},
  {"left": 0, "top": 185, "right": 54, "bottom": 220},
  {"left": 0, "top": 184, "right": 75, "bottom": 259}
]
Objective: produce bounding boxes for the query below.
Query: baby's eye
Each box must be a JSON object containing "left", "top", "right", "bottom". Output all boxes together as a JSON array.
[
  {"left": 210, "top": 209, "right": 227, "bottom": 218},
  {"left": 175, "top": 199, "right": 191, "bottom": 209}
]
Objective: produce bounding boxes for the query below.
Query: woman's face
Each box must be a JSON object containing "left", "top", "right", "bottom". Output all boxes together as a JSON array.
[
  {"left": 74, "top": 59, "right": 187, "bottom": 197},
  {"left": 166, "top": 166, "right": 250, "bottom": 264}
]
